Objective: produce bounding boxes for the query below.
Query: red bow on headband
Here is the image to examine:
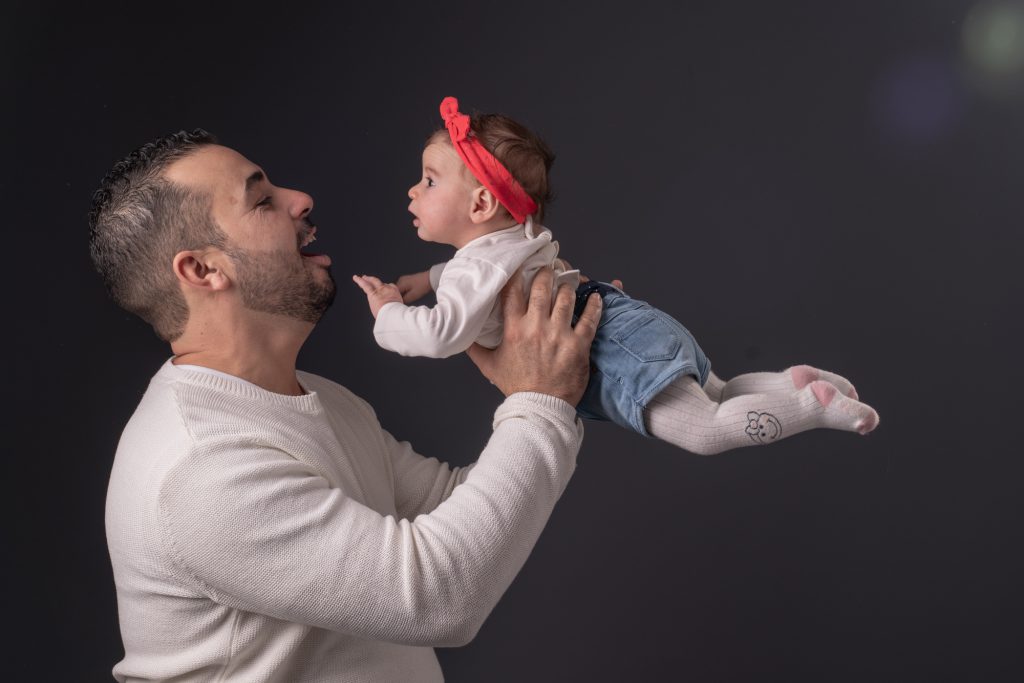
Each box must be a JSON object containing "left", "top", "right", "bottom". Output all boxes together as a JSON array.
[{"left": 439, "top": 96, "right": 538, "bottom": 223}]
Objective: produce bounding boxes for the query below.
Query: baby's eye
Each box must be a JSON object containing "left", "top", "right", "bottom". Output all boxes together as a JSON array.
[{"left": 426, "top": 177, "right": 435, "bottom": 188}]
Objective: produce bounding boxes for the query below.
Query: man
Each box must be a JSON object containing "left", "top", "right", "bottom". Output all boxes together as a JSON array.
[{"left": 91, "top": 129, "right": 602, "bottom": 681}]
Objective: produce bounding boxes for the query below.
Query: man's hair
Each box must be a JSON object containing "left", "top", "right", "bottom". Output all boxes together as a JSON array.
[
  {"left": 433, "top": 112, "right": 556, "bottom": 221},
  {"left": 88, "top": 129, "right": 225, "bottom": 342}
]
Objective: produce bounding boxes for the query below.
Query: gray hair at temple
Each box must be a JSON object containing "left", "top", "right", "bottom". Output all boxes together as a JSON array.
[{"left": 88, "top": 129, "right": 226, "bottom": 342}]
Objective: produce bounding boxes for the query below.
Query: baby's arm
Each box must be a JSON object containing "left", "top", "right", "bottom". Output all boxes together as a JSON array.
[
  {"left": 352, "top": 275, "right": 403, "bottom": 318},
  {"left": 393, "top": 261, "right": 450, "bottom": 304},
  {"left": 371, "top": 258, "right": 509, "bottom": 358},
  {"left": 396, "top": 271, "right": 432, "bottom": 304}
]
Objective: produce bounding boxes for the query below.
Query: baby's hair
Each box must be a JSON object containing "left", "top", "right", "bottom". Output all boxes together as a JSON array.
[{"left": 432, "top": 111, "right": 556, "bottom": 221}]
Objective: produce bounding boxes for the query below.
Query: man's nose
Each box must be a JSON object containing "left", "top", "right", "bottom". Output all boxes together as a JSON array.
[{"left": 288, "top": 189, "right": 314, "bottom": 219}]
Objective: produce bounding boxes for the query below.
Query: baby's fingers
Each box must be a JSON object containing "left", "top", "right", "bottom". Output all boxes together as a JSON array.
[
  {"left": 352, "top": 275, "right": 376, "bottom": 295},
  {"left": 352, "top": 274, "right": 385, "bottom": 293},
  {"left": 361, "top": 275, "right": 385, "bottom": 288}
]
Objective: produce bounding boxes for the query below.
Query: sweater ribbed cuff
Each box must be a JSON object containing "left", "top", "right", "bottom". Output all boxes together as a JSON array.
[{"left": 498, "top": 392, "right": 580, "bottom": 428}]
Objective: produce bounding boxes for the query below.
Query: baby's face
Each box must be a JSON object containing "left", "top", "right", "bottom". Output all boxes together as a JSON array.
[{"left": 407, "top": 143, "right": 479, "bottom": 248}]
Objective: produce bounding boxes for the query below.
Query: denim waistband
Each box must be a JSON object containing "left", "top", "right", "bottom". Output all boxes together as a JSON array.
[{"left": 573, "top": 281, "right": 620, "bottom": 323}]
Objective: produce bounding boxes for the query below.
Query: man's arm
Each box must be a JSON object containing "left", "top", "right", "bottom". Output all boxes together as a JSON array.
[
  {"left": 158, "top": 395, "right": 579, "bottom": 647},
  {"left": 381, "top": 429, "right": 475, "bottom": 520}
]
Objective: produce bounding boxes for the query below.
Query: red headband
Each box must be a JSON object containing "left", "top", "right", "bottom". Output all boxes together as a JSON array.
[{"left": 439, "top": 96, "right": 538, "bottom": 224}]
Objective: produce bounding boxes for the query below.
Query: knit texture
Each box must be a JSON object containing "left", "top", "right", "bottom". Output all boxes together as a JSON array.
[
  {"left": 106, "top": 360, "right": 583, "bottom": 681},
  {"left": 702, "top": 366, "right": 858, "bottom": 402}
]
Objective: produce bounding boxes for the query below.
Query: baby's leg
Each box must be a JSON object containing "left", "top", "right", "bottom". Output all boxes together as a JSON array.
[
  {"left": 644, "top": 375, "right": 878, "bottom": 456},
  {"left": 706, "top": 366, "right": 859, "bottom": 401}
]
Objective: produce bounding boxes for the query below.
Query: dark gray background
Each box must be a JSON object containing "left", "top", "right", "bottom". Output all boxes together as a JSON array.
[{"left": 7, "top": 0, "right": 1023, "bottom": 680}]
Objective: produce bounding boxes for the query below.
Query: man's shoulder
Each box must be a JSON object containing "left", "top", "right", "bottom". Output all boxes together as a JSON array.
[
  {"left": 122, "top": 361, "right": 192, "bottom": 437},
  {"left": 296, "top": 370, "right": 377, "bottom": 420},
  {"left": 107, "top": 363, "right": 199, "bottom": 535}
]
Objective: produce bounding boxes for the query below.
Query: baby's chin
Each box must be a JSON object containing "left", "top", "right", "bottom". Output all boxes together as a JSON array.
[{"left": 415, "top": 226, "right": 454, "bottom": 247}]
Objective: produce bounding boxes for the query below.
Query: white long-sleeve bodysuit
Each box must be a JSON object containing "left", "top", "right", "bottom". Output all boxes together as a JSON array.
[{"left": 373, "top": 220, "right": 579, "bottom": 357}]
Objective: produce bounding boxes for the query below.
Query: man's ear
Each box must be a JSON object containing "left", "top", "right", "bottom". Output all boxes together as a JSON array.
[
  {"left": 172, "top": 249, "right": 232, "bottom": 292},
  {"left": 468, "top": 186, "right": 504, "bottom": 224}
]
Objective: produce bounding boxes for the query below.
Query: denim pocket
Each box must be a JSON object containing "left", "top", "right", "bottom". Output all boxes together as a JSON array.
[{"left": 611, "top": 310, "right": 681, "bottom": 362}]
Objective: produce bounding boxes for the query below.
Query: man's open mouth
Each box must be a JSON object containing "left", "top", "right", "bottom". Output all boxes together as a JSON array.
[{"left": 298, "top": 226, "right": 331, "bottom": 266}]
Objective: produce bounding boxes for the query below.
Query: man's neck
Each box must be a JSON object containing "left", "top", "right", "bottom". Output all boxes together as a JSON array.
[{"left": 171, "top": 312, "right": 311, "bottom": 396}]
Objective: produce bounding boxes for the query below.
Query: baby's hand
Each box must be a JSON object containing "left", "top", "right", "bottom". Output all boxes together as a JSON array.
[
  {"left": 352, "top": 274, "right": 403, "bottom": 319},
  {"left": 396, "top": 270, "right": 432, "bottom": 303}
]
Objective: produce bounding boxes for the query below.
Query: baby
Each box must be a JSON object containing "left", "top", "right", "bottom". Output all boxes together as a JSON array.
[{"left": 353, "top": 97, "right": 879, "bottom": 455}]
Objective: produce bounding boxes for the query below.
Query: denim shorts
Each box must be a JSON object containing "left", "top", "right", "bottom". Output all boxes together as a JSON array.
[{"left": 572, "top": 282, "right": 711, "bottom": 437}]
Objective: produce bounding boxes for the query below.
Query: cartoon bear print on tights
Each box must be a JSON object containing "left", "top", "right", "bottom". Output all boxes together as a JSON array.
[{"left": 745, "top": 411, "right": 782, "bottom": 444}]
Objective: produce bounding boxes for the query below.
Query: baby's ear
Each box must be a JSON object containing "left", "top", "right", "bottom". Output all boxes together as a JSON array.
[{"left": 469, "top": 186, "right": 503, "bottom": 224}]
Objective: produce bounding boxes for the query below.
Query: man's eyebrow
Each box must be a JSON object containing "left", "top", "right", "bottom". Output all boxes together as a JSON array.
[{"left": 243, "top": 170, "right": 265, "bottom": 195}]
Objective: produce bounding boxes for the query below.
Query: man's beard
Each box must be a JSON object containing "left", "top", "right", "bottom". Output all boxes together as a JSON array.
[{"left": 228, "top": 247, "right": 336, "bottom": 324}]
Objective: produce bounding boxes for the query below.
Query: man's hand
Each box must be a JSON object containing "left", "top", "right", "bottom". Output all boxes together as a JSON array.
[
  {"left": 352, "top": 274, "right": 403, "bottom": 319},
  {"left": 466, "top": 267, "right": 602, "bottom": 406},
  {"left": 396, "top": 270, "right": 432, "bottom": 304}
]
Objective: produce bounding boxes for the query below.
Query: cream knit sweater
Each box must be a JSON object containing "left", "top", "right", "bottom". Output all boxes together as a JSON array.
[{"left": 106, "top": 360, "right": 583, "bottom": 681}]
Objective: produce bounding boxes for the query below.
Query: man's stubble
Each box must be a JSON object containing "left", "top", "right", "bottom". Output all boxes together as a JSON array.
[{"left": 229, "top": 247, "right": 337, "bottom": 324}]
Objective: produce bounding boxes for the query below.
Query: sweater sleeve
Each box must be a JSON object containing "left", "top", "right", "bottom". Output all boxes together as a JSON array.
[
  {"left": 338, "top": 384, "right": 474, "bottom": 520},
  {"left": 381, "top": 429, "right": 475, "bottom": 521},
  {"left": 157, "top": 392, "right": 583, "bottom": 648},
  {"left": 372, "top": 256, "right": 508, "bottom": 358}
]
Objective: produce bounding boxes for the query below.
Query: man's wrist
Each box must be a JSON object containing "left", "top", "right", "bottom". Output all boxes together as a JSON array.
[
  {"left": 494, "top": 392, "right": 584, "bottom": 445},
  {"left": 504, "top": 391, "right": 577, "bottom": 417}
]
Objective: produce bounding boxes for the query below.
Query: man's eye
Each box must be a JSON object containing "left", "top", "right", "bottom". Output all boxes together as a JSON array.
[{"left": 256, "top": 196, "right": 272, "bottom": 209}]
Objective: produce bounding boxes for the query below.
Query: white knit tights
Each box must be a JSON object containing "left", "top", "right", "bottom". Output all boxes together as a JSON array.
[{"left": 643, "top": 366, "right": 879, "bottom": 455}]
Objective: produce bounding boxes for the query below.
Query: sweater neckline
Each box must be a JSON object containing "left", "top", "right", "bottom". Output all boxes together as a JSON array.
[{"left": 158, "top": 359, "right": 322, "bottom": 414}]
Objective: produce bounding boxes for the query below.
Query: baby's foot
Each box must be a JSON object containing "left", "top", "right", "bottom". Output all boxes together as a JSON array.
[
  {"left": 791, "top": 365, "right": 859, "bottom": 400},
  {"left": 809, "top": 380, "right": 879, "bottom": 435}
]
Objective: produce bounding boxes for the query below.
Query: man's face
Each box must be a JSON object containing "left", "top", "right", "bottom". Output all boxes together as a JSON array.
[
  {"left": 407, "top": 142, "right": 479, "bottom": 247},
  {"left": 165, "top": 145, "right": 336, "bottom": 323}
]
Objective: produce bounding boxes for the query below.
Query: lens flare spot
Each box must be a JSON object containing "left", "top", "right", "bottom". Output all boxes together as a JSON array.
[{"left": 963, "top": 1, "right": 1024, "bottom": 95}]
